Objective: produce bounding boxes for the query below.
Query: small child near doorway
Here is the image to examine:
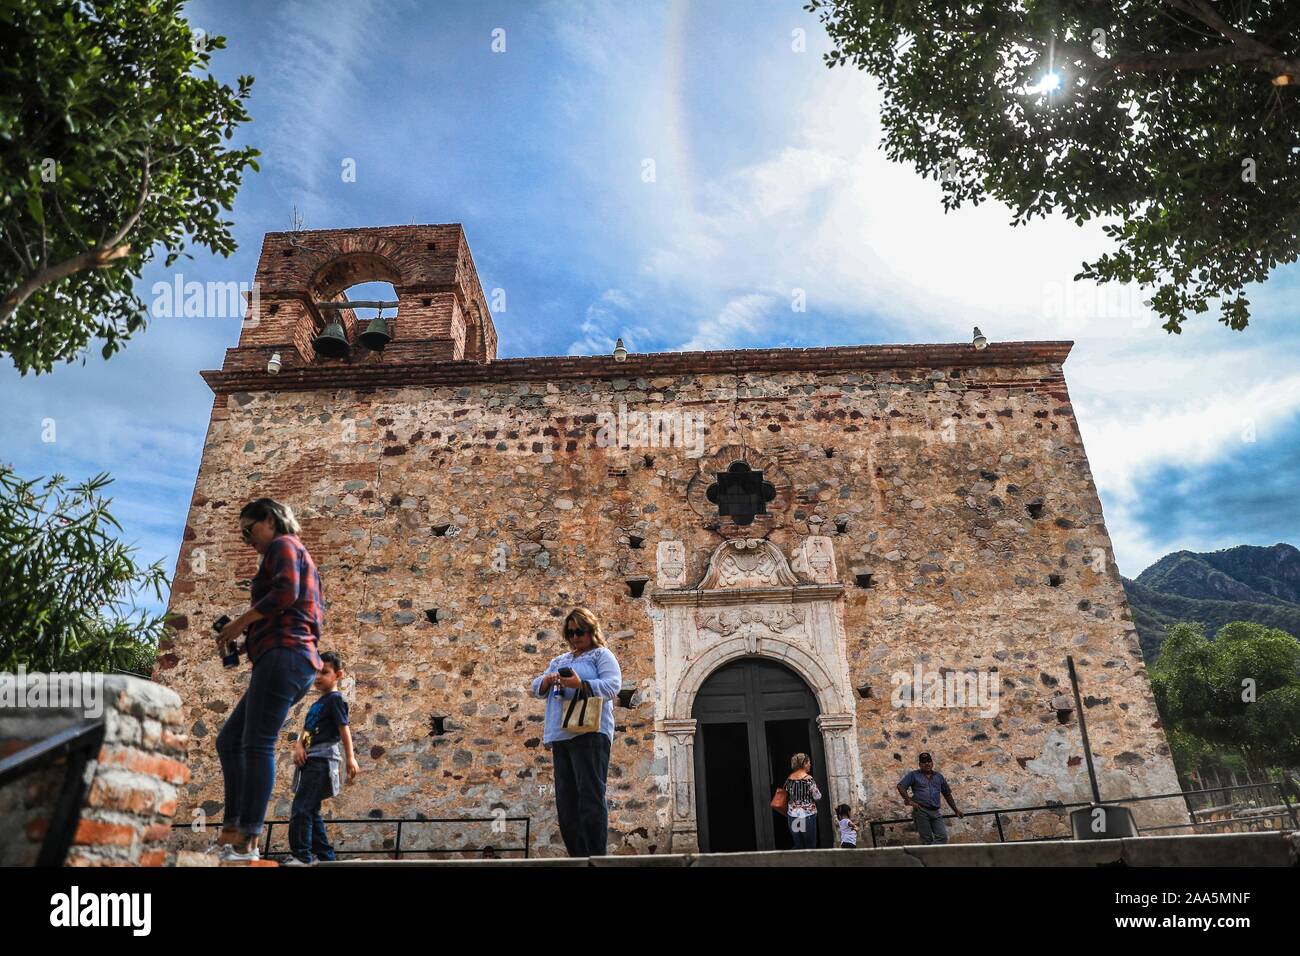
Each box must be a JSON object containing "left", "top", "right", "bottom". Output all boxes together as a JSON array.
[{"left": 836, "top": 804, "right": 859, "bottom": 848}]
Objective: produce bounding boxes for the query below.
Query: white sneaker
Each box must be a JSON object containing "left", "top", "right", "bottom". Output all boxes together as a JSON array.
[
  {"left": 281, "top": 856, "right": 313, "bottom": 866},
  {"left": 220, "top": 843, "right": 261, "bottom": 862}
]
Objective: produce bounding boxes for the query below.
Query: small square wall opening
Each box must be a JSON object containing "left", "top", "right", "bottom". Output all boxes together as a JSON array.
[
  {"left": 1048, "top": 574, "right": 1062, "bottom": 588},
  {"left": 626, "top": 578, "right": 649, "bottom": 599},
  {"left": 628, "top": 534, "right": 645, "bottom": 550},
  {"left": 425, "top": 608, "right": 440, "bottom": 624},
  {"left": 855, "top": 573, "right": 875, "bottom": 589}
]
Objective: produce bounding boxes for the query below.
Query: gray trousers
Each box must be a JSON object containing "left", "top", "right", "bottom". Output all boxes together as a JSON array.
[{"left": 912, "top": 806, "right": 949, "bottom": 845}]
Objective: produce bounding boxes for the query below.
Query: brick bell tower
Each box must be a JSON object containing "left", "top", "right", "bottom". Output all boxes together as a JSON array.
[{"left": 233, "top": 224, "right": 497, "bottom": 372}]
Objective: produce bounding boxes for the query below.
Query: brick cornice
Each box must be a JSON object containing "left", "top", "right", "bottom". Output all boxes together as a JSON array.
[{"left": 200, "top": 340, "right": 1073, "bottom": 395}]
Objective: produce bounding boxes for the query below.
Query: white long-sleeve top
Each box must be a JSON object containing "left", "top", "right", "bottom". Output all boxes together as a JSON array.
[{"left": 530, "top": 645, "right": 622, "bottom": 744}]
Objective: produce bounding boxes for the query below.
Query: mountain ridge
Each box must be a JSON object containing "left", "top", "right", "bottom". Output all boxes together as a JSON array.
[{"left": 1122, "top": 543, "right": 1300, "bottom": 662}]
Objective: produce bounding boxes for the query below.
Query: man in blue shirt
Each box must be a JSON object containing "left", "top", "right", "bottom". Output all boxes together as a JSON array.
[{"left": 896, "top": 752, "right": 963, "bottom": 845}]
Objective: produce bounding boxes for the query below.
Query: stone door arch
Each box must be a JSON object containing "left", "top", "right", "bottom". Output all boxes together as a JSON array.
[
  {"left": 649, "top": 536, "right": 865, "bottom": 853},
  {"left": 693, "top": 657, "right": 832, "bottom": 851}
]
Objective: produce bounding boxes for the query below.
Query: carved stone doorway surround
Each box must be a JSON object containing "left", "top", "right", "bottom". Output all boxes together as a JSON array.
[{"left": 648, "top": 536, "right": 865, "bottom": 853}]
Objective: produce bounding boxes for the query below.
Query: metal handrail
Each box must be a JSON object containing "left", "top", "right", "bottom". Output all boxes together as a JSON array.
[
  {"left": 171, "top": 814, "right": 532, "bottom": 860},
  {"left": 0, "top": 720, "right": 106, "bottom": 866},
  {"left": 868, "top": 781, "right": 1299, "bottom": 848}
]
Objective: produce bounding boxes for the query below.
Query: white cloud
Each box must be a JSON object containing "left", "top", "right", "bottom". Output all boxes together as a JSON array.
[
  {"left": 556, "top": 29, "right": 1300, "bottom": 575},
  {"left": 677, "top": 294, "right": 776, "bottom": 352},
  {"left": 256, "top": 0, "right": 389, "bottom": 221}
]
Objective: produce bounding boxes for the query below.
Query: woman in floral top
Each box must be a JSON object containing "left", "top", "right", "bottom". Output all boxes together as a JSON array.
[{"left": 783, "top": 752, "right": 823, "bottom": 849}]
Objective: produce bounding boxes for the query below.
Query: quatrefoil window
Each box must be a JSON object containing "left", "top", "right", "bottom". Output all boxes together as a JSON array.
[{"left": 706, "top": 461, "right": 776, "bottom": 526}]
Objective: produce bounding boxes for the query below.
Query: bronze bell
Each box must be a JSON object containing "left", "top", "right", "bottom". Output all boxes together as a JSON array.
[
  {"left": 312, "top": 318, "right": 350, "bottom": 358},
  {"left": 358, "top": 314, "right": 392, "bottom": 351}
]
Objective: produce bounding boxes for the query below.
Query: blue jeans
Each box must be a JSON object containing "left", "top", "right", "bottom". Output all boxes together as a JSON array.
[
  {"left": 789, "top": 812, "right": 818, "bottom": 849},
  {"left": 289, "top": 758, "right": 336, "bottom": 862},
  {"left": 216, "top": 647, "right": 318, "bottom": 838},
  {"left": 551, "top": 732, "right": 611, "bottom": 857}
]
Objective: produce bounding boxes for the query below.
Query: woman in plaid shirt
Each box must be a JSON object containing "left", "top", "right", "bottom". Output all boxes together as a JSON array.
[{"left": 214, "top": 498, "right": 324, "bottom": 861}]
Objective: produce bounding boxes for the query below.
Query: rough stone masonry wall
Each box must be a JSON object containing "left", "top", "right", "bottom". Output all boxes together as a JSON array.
[
  {"left": 0, "top": 674, "right": 188, "bottom": 866},
  {"left": 158, "top": 357, "right": 1184, "bottom": 855}
]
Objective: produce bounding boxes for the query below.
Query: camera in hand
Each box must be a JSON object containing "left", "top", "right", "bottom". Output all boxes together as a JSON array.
[
  {"left": 558, "top": 667, "right": 574, "bottom": 677},
  {"left": 213, "top": 614, "right": 241, "bottom": 668}
]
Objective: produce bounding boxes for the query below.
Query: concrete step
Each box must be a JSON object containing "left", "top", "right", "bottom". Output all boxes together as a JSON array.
[
  {"left": 312, "top": 831, "right": 1298, "bottom": 867},
  {"left": 175, "top": 849, "right": 279, "bottom": 867}
]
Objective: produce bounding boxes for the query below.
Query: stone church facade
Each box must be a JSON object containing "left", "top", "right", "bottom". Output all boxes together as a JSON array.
[{"left": 158, "top": 225, "right": 1186, "bottom": 855}]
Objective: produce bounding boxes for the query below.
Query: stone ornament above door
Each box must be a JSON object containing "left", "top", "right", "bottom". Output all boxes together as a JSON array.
[
  {"left": 699, "top": 538, "right": 800, "bottom": 589},
  {"left": 654, "top": 535, "right": 843, "bottom": 606},
  {"left": 650, "top": 534, "right": 852, "bottom": 713},
  {"left": 655, "top": 540, "right": 687, "bottom": 589},
  {"left": 695, "top": 605, "right": 806, "bottom": 640}
]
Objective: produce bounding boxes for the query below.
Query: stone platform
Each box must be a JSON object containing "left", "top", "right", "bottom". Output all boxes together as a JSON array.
[{"left": 314, "top": 831, "right": 1298, "bottom": 867}]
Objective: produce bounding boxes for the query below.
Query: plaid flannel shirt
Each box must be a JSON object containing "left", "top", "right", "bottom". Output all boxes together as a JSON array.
[{"left": 246, "top": 534, "right": 323, "bottom": 669}]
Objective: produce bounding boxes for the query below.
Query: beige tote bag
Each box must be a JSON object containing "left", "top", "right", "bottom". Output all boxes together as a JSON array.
[{"left": 561, "top": 682, "right": 603, "bottom": 735}]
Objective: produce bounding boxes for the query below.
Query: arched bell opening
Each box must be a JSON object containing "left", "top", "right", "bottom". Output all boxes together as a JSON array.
[
  {"left": 309, "top": 253, "right": 403, "bottom": 360},
  {"left": 312, "top": 279, "right": 399, "bottom": 359}
]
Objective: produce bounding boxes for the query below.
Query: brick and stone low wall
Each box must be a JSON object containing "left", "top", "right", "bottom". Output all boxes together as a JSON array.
[{"left": 0, "top": 673, "right": 189, "bottom": 866}]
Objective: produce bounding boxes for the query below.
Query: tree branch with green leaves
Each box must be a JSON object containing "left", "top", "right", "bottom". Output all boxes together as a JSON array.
[
  {"left": 807, "top": 0, "right": 1300, "bottom": 332},
  {"left": 0, "top": 0, "right": 259, "bottom": 373},
  {"left": 0, "top": 467, "right": 169, "bottom": 675},
  {"left": 1150, "top": 620, "right": 1300, "bottom": 775}
]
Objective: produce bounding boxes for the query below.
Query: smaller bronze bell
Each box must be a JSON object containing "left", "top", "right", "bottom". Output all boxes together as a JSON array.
[
  {"left": 312, "top": 318, "right": 350, "bottom": 359},
  {"left": 358, "top": 315, "right": 392, "bottom": 351}
]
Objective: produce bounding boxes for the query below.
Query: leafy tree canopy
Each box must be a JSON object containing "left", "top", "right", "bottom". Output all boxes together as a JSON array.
[
  {"left": 1151, "top": 620, "right": 1300, "bottom": 770},
  {"left": 0, "top": 0, "right": 258, "bottom": 373},
  {"left": 0, "top": 468, "right": 167, "bottom": 675},
  {"left": 808, "top": 0, "right": 1300, "bottom": 332}
]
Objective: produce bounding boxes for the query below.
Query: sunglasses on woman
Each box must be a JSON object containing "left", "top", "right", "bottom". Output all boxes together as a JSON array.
[{"left": 565, "top": 627, "right": 588, "bottom": 639}]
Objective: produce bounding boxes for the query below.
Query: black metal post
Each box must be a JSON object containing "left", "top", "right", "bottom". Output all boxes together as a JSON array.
[
  {"left": 994, "top": 811, "right": 1005, "bottom": 843},
  {"left": 35, "top": 723, "right": 105, "bottom": 867},
  {"left": 1067, "top": 655, "right": 1102, "bottom": 803}
]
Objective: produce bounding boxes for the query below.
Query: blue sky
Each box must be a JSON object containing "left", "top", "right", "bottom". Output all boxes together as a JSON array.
[{"left": 3, "top": 0, "right": 1298, "bottom": 614}]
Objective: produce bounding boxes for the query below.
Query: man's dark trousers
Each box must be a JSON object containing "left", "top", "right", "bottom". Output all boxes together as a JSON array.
[
  {"left": 912, "top": 806, "right": 949, "bottom": 845},
  {"left": 552, "top": 732, "right": 611, "bottom": 857}
]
